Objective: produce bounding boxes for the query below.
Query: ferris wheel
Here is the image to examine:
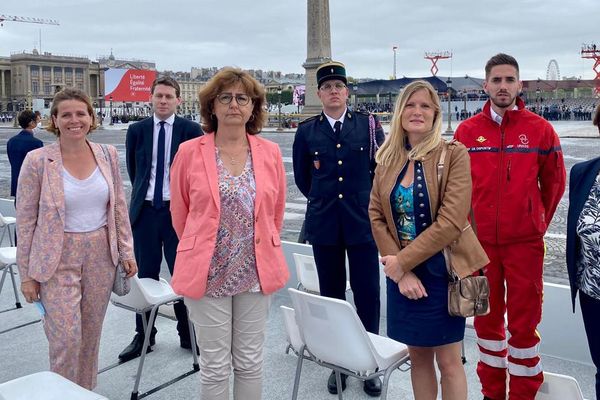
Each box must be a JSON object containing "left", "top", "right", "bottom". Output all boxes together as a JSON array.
[{"left": 546, "top": 59, "right": 560, "bottom": 81}]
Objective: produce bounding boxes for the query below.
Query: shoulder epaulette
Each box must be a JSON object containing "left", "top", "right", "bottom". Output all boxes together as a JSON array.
[{"left": 299, "top": 115, "right": 319, "bottom": 124}]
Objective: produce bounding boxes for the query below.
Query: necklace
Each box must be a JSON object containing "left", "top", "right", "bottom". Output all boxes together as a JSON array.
[{"left": 218, "top": 146, "right": 248, "bottom": 165}]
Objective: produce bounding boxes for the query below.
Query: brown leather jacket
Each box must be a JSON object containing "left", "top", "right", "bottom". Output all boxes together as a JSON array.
[{"left": 369, "top": 140, "right": 487, "bottom": 278}]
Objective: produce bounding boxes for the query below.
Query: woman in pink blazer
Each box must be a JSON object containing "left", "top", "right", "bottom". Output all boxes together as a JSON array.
[
  {"left": 170, "top": 68, "right": 288, "bottom": 400},
  {"left": 17, "top": 88, "right": 137, "bottom": 389}
]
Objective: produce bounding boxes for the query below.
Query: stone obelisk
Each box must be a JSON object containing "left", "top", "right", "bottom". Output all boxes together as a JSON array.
[{"left": 302, "top": 0, "right": 332, "bottom": 115}]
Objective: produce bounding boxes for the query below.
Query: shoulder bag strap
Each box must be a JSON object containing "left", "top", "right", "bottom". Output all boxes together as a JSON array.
[{"left": 100, "top": 144, "right": 122, "bottom": 260}]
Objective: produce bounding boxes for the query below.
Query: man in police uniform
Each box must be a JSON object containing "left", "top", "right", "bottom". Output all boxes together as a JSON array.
[{"left": 292, "top": 61, "right": 385, "bottom": 396}]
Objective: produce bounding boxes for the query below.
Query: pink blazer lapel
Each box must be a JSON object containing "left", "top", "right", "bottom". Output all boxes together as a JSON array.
[
  {"left": 200, "top": 134, "right": 221, "bottom": 212},
  {"left": 44, "top": 143, "right": 65, "bottom": 224},
  {"left": 249, "top": 135, "right": 265, "bottom": 217}
]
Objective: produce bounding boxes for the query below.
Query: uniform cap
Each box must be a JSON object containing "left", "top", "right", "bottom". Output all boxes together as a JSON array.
[{"left": 316, "top": 61, "right": 347, "bottom": 88}]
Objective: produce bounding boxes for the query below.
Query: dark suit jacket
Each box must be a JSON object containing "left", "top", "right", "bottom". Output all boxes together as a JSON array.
[
  {"left": 292, "top": 110, "right": 384, "bottom": 245},
  {"left": 566, "top": 156, "right": 600, "bottom": 311},
  {"left": 7, "top": 130, "right": 44, "bottom": 196},
  {"left": 125, "top": 115, "right": 202, "bottom": 225}
]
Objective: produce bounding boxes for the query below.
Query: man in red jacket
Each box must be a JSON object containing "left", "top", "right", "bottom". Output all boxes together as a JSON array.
[{"left": 454, "top": 53, "right": 566, "bottom": 400}]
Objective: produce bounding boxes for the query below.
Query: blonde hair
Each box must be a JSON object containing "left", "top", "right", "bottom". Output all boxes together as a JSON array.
[{"left": 376, "top": 80, "right": 443, "bottom": 167}]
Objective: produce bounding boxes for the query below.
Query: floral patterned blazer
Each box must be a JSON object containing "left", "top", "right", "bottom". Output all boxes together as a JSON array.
[{"left": 16, "top": 141, "right": 134, "bottom": 283}]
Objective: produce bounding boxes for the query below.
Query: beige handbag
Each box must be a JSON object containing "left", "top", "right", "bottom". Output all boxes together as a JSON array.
[{"left": 437, "top": 142, "right": 490, "bottom": 317}]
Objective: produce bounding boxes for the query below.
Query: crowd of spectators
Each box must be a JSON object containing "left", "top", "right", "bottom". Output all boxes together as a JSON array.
[{"left": 527, "top": 103, "right": 597, "bottom": 121}]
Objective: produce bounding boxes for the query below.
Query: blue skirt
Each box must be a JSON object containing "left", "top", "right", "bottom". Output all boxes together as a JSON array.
[{"left": 386, "top": 252, "right": 465, "bottom": 347}]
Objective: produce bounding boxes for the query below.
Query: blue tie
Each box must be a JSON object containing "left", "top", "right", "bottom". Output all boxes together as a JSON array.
[{"left": 153, "top": 121, "right": 166, "bottom": 209}]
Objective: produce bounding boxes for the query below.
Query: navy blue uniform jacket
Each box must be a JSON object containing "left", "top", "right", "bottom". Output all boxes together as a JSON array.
[
  {"left": 566, "top": 156, "right": 600, "bottom": 311},
  {"left": 7, "top": 130, "right": 44, "bottom": 196},
  {"left": 125, "top": 116, "right": 202, "bottom": 226},
  {"left": 292, "top": 110, "right": 384, "bottom": 245}
]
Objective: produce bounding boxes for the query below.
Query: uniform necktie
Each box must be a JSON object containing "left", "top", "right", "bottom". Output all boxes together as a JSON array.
[
  {"left": 334, "top": 120, "right": 342, "bottom": 135},
  {"left": 153, "top": 121, "right": 166, "bottom": 209}
]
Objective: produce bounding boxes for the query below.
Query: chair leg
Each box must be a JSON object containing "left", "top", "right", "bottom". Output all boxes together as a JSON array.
[
  {"left": 131, "top": 305, "right": 159, "bottom": 399},
  {"left": 8, "top": 225, "right": 14, "bottom": 247},
  {"left": 335, "top": 371, "right": 344, "bottom": 400},
  {"left": 0, "top": 265, "right": 8, "bottom": 300},
  {"left": 381, "top": 367, "right": 396, "bottom": 400},
  {"left": 186, "top": 313, "right": 199, "bottom": 370},
  {"left": 291, "top": 345, "right": 305, "bottom": 400},
  {"left": 461, "top": 340, "right": 466, "bottom": 364},
  {"left": 8, "top": 264, "right": 21, "bottom": 308}
]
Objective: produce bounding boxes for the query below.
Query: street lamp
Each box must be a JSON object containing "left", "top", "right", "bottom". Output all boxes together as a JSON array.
[
  {"left": 109, "top": 95, "right": 114, "bottom": 126},
  {"left": 12, "top": 98, "right": 18, "bottom": 128},
  {"left": 353, "top": 83, "right": 358, "bottom": 110},
  {"left": 445, "top": 78, "right": 453, "bottom": 134},
  {"left": 276, "top": 86, "right": 283, "bottom": 132}
]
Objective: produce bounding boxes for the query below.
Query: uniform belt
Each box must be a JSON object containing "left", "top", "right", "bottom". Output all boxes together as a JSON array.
[{"left": 399, "top": 239, "right": 412, "bottom": 249}]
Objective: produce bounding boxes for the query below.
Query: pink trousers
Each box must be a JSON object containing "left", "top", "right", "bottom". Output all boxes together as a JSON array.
[{"left": 40, "top": 226, "right": 115, "bottom": 389}]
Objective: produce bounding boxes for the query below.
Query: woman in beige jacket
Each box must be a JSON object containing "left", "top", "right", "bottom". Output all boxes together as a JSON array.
[{"left": 369, "top": 80, "right": 484, "bottom": 400}]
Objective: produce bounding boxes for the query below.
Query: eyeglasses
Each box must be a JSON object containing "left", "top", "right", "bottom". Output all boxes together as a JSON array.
[
  {"left": 320, "top": 82, "right": 346, "bottom": 92},
  {"left": 216, "top": 93, "right": 251, "bottom": 106}
]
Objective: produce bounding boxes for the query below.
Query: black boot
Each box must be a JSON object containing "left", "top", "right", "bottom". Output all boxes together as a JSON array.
[
  {"left": 118, "top": 333, "right": 155, "bottom": 362},
  {"left": 363, "top": 377, "right": 382, "bottom": 397},
  {"left": 327, "top": 371, "right": 348, "bottom": 394}
]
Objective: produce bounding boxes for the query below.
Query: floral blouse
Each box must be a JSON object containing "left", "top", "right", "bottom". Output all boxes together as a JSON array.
[
  {"left": 205, "top": 149, "right": 261, "bottom": 298},
  {"left": 576, "top": 173, "right": 600, "bottom": 301}
]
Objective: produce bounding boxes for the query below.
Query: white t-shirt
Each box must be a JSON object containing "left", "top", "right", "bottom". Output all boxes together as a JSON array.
[{"left": 63, "top": 167, "right": 109, "bottom": 232}]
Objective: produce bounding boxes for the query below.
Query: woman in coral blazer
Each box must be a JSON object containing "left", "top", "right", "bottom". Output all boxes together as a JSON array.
[
  {"left": 170, "top": 68, "right": 288, "bottom": 400},
  {"left": 17, "top": 88, "right": 136, "bottom": 389}
]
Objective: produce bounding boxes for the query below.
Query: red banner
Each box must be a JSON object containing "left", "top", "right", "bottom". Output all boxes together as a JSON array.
[{"left": 104, "top": 69, "right": 156, "bottom": 102}]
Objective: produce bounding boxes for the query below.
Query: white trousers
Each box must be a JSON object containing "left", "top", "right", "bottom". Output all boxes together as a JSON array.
[{"left": 185, "top": 292, "right": 270, "bottom": 400}]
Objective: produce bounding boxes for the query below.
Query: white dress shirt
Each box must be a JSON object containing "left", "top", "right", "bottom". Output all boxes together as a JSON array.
[
  {"left": 145, "top": 114, "right": 174, "bottom": 201},
  {"left": 324, "top": 108, "right": 347, "bottom": 131}
]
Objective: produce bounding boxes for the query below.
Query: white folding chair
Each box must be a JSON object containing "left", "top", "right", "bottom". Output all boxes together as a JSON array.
[
  {"left": 292, "top": 252, "right": 350, "bottom": 294},
  {"left": 287, "top": 288, "right": 410, "bottom": 400},
  {"left": 0, "top": 213, "right": 16, "bottom": 247},
  {"left": 535, "top": 371, "right": 586, "bottom": 400},
  {"left": 0, "top": 371, "right": 108, "bottom": 400},
  {"left": 0, "top": 247, "right": 22, "bottom": 309},
  {"left": 110, "top": 276, "right": 199, "bottom": 400},
  {"left": 281, "top": 305, "right": 305, "bottom": 357}
]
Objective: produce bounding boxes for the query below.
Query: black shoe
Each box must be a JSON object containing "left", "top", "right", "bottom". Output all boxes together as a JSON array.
[
  {"left": 179, "top": 336, "right": 199, "bottom": 355},
  {"left": 327, "top": 371, "right": 347, "bottom": 394},
  {"left": 118, "top": 333, "right": 155, "bottom": 362},
  {"left": 363, "top": 377, "right": 382, "bottom": 397}
]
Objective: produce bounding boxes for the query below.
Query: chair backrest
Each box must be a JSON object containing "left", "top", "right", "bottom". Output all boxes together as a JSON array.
[
  {"left": 292, "top": 253, "right": 320, "bottom": 293},
  {"left": 111, "top": 276, "right": 175, "bottom": 311},
  {"left": 535, "top": 372, "right": 585, "bottom": 400},
  {"left": 288, "top": 288, "right": 378, "bottom": 374},
  {"left": 0, "top": 371, "right": 108, "bottom": 399},
  {"left": 280, "top": 305, "right": 304, "bottom": 352},
  {"left": 0, "top": 199, "right": 16, "bottom": 218}
]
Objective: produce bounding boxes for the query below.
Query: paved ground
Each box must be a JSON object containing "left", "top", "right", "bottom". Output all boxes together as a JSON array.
[{"left": 1, "top": 120, "right": 598, "bottom": 285}]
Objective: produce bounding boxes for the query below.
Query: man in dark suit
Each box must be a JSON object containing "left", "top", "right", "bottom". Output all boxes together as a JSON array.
[
  {"left": 119, "top": 76, "right": 202, "bottom": 361},
  {"left": 292, "top": 61, "right": 385, "bottom": 396},
  {"left": 7, "top": 110, "right": 44, "bottom": 200}
]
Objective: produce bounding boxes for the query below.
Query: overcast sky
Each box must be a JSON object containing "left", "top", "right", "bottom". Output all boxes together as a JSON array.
[{"left": 1, "top": 0, "right": 598, "bottom": 81}]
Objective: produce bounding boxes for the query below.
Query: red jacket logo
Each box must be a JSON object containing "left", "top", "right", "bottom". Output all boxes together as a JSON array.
[{"left": 519, "top": 134, "right": 529, "bottom": 145}]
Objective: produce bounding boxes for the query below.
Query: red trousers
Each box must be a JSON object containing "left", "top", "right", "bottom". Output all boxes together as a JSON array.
[{"left": 474, "top": 239, "right": 545, "bottom": 400}]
